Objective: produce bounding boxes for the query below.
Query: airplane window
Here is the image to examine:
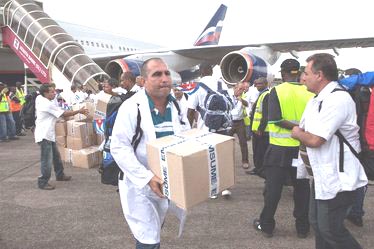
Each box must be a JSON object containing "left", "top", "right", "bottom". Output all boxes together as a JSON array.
[
  {"left": 110, "top": 45, "right": 113, "bottom": 49},
  {"left": 101, "top": 43, "right": 104, "bottom": 48},
  {"left": 105, "top": 44, "right": 109, "bottom": 49},
  {"left": 96, "top": 42, "right": 99, "bottom": 47},
  {"left": 119, "top": 46, "right": 122, "bottom": 51},
  {"left": 91, "top": 42, "right": 94, "bottom": 46},
  {"left": 86, "top": 41, "right": 89, "bottom": 46},
  {"left": 80, "top": 40, "right": 84, "bottom": 45}
]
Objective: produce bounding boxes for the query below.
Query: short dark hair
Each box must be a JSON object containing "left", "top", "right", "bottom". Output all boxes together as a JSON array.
[
  {"left": 106, "top": 78, "right": 119, "bottom": 88},
  {"left": 306, "top": 53, "right": 338, "bottom": 81},
  {"left": 121, "top": 71, "right": 136, "bottom": 83},
  {"left": 141, "top": 58, "right": 163, "bottom": 77},
  {"left": 39, "top": 84, "right": 53, "bottom": 97}
]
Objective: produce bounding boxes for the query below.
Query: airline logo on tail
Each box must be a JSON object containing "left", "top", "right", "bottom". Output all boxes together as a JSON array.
[{"left": 194, "top": 4, "right": 227, "bottom": 46}]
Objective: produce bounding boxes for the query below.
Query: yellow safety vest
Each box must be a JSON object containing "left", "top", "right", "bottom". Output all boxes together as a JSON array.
[
  {"left": 0, "top": 94, "right": 10, "bottom": 112},
  {"left": 241, "top": 92, "right": 251, "bottom": 126},
  {"left": 16, "top": 88, "right": 25, "bottom": 105},
  {"left": 252, "top": 90, "right": 269, "bottom": 132},
  {"left": 268, "top": 82, "right": 314, "bottom": 147}
]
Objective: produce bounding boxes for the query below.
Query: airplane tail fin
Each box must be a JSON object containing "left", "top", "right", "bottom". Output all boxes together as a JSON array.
[{"left": 193, "top": 4, "right": 227, "bottom": 46}]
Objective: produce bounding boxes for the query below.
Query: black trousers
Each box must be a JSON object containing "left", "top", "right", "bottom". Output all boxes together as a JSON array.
[
  {"left": 259, "top": 165, "right": 310, "bottom": 234},
  {"left": 252, "top": 133, "right": 269, "bottom": 175},
  {"left": 310, "top": 182, "right": 362, "bottom": 249}
]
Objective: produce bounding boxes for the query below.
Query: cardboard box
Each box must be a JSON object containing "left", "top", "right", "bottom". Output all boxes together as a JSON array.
[
  {"left": 72, "top": 102, "right": 95, "bottom": 122},
  {"left": 67, "top": 135, "right": 95, "bottom": 150},
  {"left": 57, "top": 146, "right": 69, "bottom": 162},
  {"left": 94, "top": 93, "right": 111, "bottom": 120},
  {"left": 67, "top": 120, "right": 94, "bottom": 139},
  {"left": 95, "top": 133, "right": 105, "bottom": 145},
  {"left": 71, "top": 146, "right": 102, "bottom": 169},
  {"left": 55, "top": 120, "right": 67, "bottom": 136},
  {"left": 147, "top": 129, "right": 235, "bottom": 210},
  {"left": 56, "top": 136, "right": 67, "bottom": 148}
]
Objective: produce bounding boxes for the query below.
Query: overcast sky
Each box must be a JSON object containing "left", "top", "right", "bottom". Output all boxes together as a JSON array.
[{"left": 42, "top": 0, "right": 374, "bottom": 76}]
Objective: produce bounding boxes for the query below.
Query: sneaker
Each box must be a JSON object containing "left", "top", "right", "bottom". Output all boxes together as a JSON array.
[
  {"left": 242, "top": 163, "right": 250, "bottom": 169},
  {"left": 210, "top": 195, "right": 218, "bottom": 199},
  {"left": 346, "top": 215, "right": 363, "bottom": 227},
  {"left": 253, "top": 219, "right": 273, "bottom": 238},
  {"left": 39, "top": 183, "right": 55, "bottom": 190},
  {"left": 56, "top": 174, "right": 72, "bottom": 181},
  {"left": 248, "top": 169, "right": 258, "bottom": 175},
  {"left": 221, "top": 189, "right": 232, "bottom": 197}
]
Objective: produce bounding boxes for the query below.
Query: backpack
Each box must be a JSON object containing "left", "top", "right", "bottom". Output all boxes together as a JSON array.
[
  {"left": 100, "top": 91, "right": 137, "bottom": 186},
  {"left": 21, "top": 91, "right": 39, "bottom": 129},
  {"left": 319, "top": 85, "right": 374, "bottom": 180},
  {"left": 196, "top": 81, "right": 233, "bottom": 132}
]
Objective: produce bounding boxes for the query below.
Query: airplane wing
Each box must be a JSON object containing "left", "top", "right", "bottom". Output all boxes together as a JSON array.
[{"left": 91, "top": 37, "right": 374, "bottom": 67}]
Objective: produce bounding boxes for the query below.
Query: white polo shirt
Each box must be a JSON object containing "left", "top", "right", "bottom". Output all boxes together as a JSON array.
[
  {"left": 300, "top": 81, "right": 368, "bottom": 200},
  {"left": 34, "top": 95, "right": 65, "bottom": 143}
]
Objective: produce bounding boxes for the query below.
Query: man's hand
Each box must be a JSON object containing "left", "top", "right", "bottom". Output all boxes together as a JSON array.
[
  {"left": 79, "top": 107, "right": 89, "bottom": 115},
  {"left": 148, "top": 175, "right": 165, "bottom": 198},
  {"left": 291, "top": 126, "right": 304, "bottom": 139}
]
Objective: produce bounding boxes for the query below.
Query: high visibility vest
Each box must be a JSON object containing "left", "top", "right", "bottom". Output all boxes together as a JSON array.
[
  {"left": 268, "top": 82, "right": 314, "bottom": 147},
  {"left": 0, "top": 94, "right": 10, "bottom": 112},
  {"left": 10, "top": 99, "right": 22, "bottom": 112},
  {"left": 252, "top": 90, "right": 269, "bottom": 132},
  {"left": 16, "top": 88, "right": 25, "bottom": 105},
  {"left": 242, "top": 92, "right": 251, "bottom": 126}
]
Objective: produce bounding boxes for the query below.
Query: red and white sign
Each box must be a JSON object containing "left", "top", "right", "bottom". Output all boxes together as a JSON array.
[{"left": 2, "top": 26, "right": 50, "bottom": 83}]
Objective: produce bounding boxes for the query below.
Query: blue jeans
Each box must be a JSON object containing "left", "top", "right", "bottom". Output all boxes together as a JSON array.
[
  {"left": 309, "top": 182, "right": 362, "bottom": 249},
  {"left": 0, "top": 112, "right": 16, "bottom": 140},
  {"left": 38, "top": 139, "right": 64, "bottom": 188},
  {"left": 136, "top": 240, "right": 160, "bottom": 249},
  {"left": 348, "top": 185, "right": 367, "bottom": 218}
]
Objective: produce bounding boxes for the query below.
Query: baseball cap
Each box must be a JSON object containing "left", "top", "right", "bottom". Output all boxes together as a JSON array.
[{"left": 280, "top": 59, "right": 300, "bottom": 74}]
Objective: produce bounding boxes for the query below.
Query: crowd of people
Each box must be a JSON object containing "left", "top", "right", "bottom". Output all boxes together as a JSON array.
[{"left": 5, "top": 53, "right": 371, "bottom": 249}]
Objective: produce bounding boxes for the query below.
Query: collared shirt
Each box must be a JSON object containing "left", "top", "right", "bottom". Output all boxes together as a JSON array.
[
  {"left": 301, "top": 81, "right": 367, "bottom": 200},
  {"left": 146, "top": 92, "right": 175, "bottom": 138},
  {"left": 229, "top": 89, "right": 245, "bottom": 120},
  {"left": 34, "top": 95, "right": 64, "bottom": 143}
]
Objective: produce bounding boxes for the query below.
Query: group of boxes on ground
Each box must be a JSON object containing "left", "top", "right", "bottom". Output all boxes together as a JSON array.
[{"left": 55, "top": 96, "right": 109, "bottom": 169}]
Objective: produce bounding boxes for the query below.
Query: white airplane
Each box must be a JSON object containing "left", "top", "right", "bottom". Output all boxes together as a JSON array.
[{"left": 1, "top": 0, "right": 374, "bottom": 91}]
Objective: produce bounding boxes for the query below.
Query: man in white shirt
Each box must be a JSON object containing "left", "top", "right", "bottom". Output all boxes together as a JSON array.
[
  {"left": 291, "top": 53, "right": 367, "bottom": 249},
  {"left": 35, "top": 84, "right": 88, "bottom": 190},
  {"left": 228, "top": 82, "right": 249, "bottom": 169}
]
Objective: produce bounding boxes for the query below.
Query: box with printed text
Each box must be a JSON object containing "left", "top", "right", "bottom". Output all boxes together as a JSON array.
[{"left": 147, "top": 129, "right": 235, "bottom": 210}]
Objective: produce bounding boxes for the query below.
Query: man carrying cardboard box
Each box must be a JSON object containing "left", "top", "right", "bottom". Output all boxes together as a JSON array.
[
  {"left": 111, "top": 58, "right": 189, "bottom": 249},
  {"left": 34, "top": 84, "right": 89, "bottom": 190}
]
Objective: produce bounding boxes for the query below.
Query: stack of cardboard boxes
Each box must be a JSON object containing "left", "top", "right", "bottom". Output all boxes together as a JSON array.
[{"left": 56, "top": 101, "right": 103, "bottom": 169}]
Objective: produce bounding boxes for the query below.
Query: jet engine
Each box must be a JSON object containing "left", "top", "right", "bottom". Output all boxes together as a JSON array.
[
  {"left": 220, "top": 48, "right": 272, "bottom": 86},
  {"left": 104, "top": 58, "right": 181, "bottom": 85}
]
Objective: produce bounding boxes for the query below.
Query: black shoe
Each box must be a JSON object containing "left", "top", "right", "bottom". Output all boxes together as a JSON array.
[
  {"left": 248, "top": 169, "right": 258, "bottom": 175},
  {"left": 39, "top": 183, "right": 55, "bottom": 190},
  {"left": 56, "top": 175, "right": 72, "bottom": 181},
  {"left": 253, "top": 219, "right": 273, "bottom": 238},
  {"left": 297, "top": 232, "right": 309, "bottom": 239},
  {"left": 346, "top": 215, "right": 363, "bottom": 227}
]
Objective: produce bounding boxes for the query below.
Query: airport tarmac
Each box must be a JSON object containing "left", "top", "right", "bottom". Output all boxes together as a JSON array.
[{"left": 0, "top": 132, "right": 373, "bottom": 249}]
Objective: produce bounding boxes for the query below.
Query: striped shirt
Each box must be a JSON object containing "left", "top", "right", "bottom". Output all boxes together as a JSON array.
[{"left": 146, "top": 92, "right": 175, "bottom": 138}]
